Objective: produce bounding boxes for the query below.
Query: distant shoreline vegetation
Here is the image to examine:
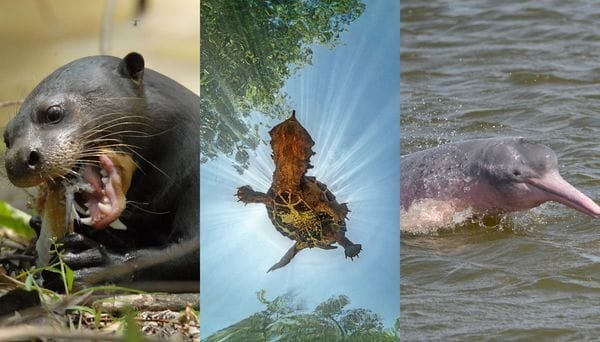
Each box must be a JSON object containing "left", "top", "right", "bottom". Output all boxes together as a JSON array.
[{"left": 205, "top": 289, "right": 399, "bottom": 341}]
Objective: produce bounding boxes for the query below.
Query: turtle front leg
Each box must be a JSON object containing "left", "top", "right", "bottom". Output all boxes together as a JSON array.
[
  {"left": 236, "top": 185, "right": 268, "bottom": 204},
  {"left": 335, "top": 232, "right": 362, "bottom": 260},
  {"left": 267, "top": 241, "right": 307, "bottom": 272}
]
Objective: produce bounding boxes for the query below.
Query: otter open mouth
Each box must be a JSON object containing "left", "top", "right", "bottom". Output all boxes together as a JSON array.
[{"left": 71, "top": 151, "right": 137, "bottom": 230}]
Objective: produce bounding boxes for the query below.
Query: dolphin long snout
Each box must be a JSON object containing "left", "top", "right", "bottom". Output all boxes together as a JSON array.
[{"left": 527, "top": 171, "right": 600, "bottom": 218}]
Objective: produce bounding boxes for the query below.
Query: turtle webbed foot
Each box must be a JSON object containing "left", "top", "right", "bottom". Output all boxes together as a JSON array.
[
  {"left": 236, "top": 185, "right": 267, "bottom": 204},
  {"left": 344, "top": 243, "right": 362, "bottom": 260},
  {"left": 335, "top": 232, "right": 362, "bottom": 260}
]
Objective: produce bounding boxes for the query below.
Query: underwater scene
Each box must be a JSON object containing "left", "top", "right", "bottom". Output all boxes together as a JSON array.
[{"left": 200, "top": 0, "right": 399, "bottom": 339}]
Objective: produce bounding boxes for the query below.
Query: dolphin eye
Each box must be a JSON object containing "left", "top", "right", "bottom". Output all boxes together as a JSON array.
[{"left": 43, "top": 105, "right": 64, "bottom": 124}]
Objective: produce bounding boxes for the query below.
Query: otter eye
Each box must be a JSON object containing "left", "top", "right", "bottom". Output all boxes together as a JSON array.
[
  {"left": 513, "top": 170, "right": 521, "bottom": 176},
  {"left": 44, "top": 105, "right": 64, "bottom": 124}
]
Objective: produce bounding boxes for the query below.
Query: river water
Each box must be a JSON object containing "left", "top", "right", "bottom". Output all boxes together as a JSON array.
[{"left": 401, "top": 1, "right": 600, "bottom": 340}]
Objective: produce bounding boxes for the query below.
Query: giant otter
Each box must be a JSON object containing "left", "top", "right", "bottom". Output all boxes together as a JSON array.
[{"left": 3, "top": 52, "right": 199, "bottom": 288}]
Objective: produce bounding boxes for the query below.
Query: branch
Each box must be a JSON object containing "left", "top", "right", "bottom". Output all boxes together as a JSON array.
[{"left": 0, "top": 325, "right": 162, "bottom": 341}]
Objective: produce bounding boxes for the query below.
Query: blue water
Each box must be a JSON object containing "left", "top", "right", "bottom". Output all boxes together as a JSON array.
[{"left": 200, "top": 1, "right": 400, "bottom": 337}]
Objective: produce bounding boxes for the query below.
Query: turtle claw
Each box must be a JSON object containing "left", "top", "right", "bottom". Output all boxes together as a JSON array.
[
  {"left": 335, "top": 232, "right": 361, "bottom": 261},
  {"left": 344, "top": 243, "right": 362, "bottom": 260}
]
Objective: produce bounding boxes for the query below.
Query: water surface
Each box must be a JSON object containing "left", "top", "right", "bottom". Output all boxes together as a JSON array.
[{"left": 401, "top": 1, "right": 600, "bottom": 340}]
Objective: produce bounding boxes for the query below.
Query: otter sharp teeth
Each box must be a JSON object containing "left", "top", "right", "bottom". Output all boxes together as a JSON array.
[
  {"left": 101, "top": 196, "right": 110, "bottom": 204},
  {"left": 98, "top": 202, "right": 112, "bottom": 215},
  {"left": 100, "top": 169, "right": 108, "bottom": 177},
  {"left": 79, "top": 217, "right": 94, "bottom": 226},
  {"left": 101, "top": 177, "right": 109, "bottom": 185},
  {"left": 110, "top": 219, "right": 127, "bottom": 230}
]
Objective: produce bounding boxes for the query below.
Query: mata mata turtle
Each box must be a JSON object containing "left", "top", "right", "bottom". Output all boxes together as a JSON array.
[{"left": 236, "top": 111, "right": 361, "bottom": 272}]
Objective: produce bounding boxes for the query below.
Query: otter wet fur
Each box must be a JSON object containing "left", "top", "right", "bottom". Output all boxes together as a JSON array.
[
  {"left": 3, "top": 52, "right": 199, "bottom": 288},
  {"left": 236, "top": 111, "right": 361, "bottom": 272}
]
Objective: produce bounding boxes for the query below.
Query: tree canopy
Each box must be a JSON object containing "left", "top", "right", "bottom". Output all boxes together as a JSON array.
[
  {"left": 205, "top": 290, "right": 397, "bottom": 341},
  {"left": 200, "top": 0, "right": 365, "bottom": 170}
]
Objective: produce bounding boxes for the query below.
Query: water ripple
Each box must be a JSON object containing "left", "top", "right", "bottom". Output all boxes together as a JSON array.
[{"left": 401, "top": 0, "right": 600, "bottom": 339}]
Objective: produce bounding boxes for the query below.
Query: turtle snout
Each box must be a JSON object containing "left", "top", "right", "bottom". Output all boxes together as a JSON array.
[{"left": 5, "top": 145, "right": 46, "bottom": 187}]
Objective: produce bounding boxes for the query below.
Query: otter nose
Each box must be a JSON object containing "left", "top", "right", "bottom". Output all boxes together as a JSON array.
[
  {"left": 11, "top": 147, "right": 44, "bottom": 171},
  {"left": 5, "top": 146, "right": 44, "bottom": 187},
  {"left": 27, "top": 150, "right": 41, "bottom": 169}
]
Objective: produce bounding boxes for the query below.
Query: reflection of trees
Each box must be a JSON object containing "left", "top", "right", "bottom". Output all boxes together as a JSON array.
[
  {"left": 205, "top": 290, "right": 397, "bottom": 341},
  {"left": 200, "top": 0, "right": 365, "bottom": 170}
]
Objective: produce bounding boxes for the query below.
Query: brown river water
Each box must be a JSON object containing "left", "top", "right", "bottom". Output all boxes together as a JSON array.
[{"left": 401, "top": 1, "right": 600, "bottom": 340}]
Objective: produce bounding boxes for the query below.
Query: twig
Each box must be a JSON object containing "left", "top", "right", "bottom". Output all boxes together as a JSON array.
[
  {"left": 0, "top": 254, "right": 35, "bottom": 262},
  {"left": 81, "top": 239, "right": 198, "bottom": 287},
  {"left": 0, "top": 325, "right": 162, "bottom": 341},
  {"left": 90, "top": 293, "right": 199, "bottom": 315}
]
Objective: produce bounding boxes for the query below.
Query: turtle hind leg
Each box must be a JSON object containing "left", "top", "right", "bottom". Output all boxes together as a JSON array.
[
  {"left": 267, "top": 242, "right": 307, "bottom": 273},
  {"left": 236, "top": 185, "right": 268, "bottom": 204},
  {"left": 335, "top": 232, "right": 362, "bottom": 260}
]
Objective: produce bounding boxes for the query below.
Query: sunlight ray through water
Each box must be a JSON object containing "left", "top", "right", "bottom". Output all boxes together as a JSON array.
[{"left": 201, "top": 1, "right": 399, "bottom": 337}]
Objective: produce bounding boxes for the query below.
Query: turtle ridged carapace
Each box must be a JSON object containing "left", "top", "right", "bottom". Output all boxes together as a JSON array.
[{"left": 236, "top": 110, "right": 361, "bottom": 272}]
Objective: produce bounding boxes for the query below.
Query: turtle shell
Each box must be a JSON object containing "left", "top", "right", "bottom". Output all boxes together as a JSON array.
[{"left": 265, "top": 179, "right": 346, "bottom": 249}]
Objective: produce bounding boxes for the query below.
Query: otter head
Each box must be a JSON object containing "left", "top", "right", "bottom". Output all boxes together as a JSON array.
[
  {"left": 3, "top": 52, "right": 144, "bottom": 229},
  {"left": 476, "top": 137, "right": 600, "bottom": 217}
]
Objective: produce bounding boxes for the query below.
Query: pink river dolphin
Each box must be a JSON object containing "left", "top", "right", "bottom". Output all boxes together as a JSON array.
[{"left": 401, "top": 137, "right": 600, "bottom": 233}]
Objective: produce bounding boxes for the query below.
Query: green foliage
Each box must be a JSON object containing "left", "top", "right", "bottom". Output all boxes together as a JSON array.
[
  {"left": 315, "top": 294, "right": 350, "bottom": 319},
  {"left": 0, "top": 200, "right": 34, "bottom": 239},
  {"left": 257, "top": 288, "right": 305, "bottom": 318},
  {"left": 206, "top": 290, "right": 306, "bottom": 341},
  {"left": 314, "top": 295, "right": 385, "bottom": 340},
  {"left": 35, "top": 239, "right": 75, "bottom": 294},
  {"left": 200, "top": 0, "right": 365, "bottom": 170},
  {"left": 206, "top": 290, "right": 396, "bottom": 341},
  {"left": 123, "top": 309, "right": 143, "bottom": 342},
  {"left": 5, "top": 254, "right": 147, "bottom": 335}
]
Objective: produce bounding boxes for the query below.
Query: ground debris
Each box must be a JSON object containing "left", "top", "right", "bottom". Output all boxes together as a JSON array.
[{"left": 73, "top": 306, "right": 199, "bottom": 341}]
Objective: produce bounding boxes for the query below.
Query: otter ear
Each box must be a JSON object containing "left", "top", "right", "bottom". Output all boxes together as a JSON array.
[{"left": 119, "top": 52, "right": 144, "bottom": 83}]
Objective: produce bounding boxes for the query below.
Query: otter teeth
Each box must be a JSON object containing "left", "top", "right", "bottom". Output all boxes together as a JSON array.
[
  {"left": 100, "top": 169, "right": 108, "bottom": 177},
  {"left": 98, "top": 202, "right": 112, "bottom": 215},
  {"left": 110, "top": 219, "right": 127, "bottom": 230},
  {"left": 79, "top": 217, "right": 95, "bottom": 226}
]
